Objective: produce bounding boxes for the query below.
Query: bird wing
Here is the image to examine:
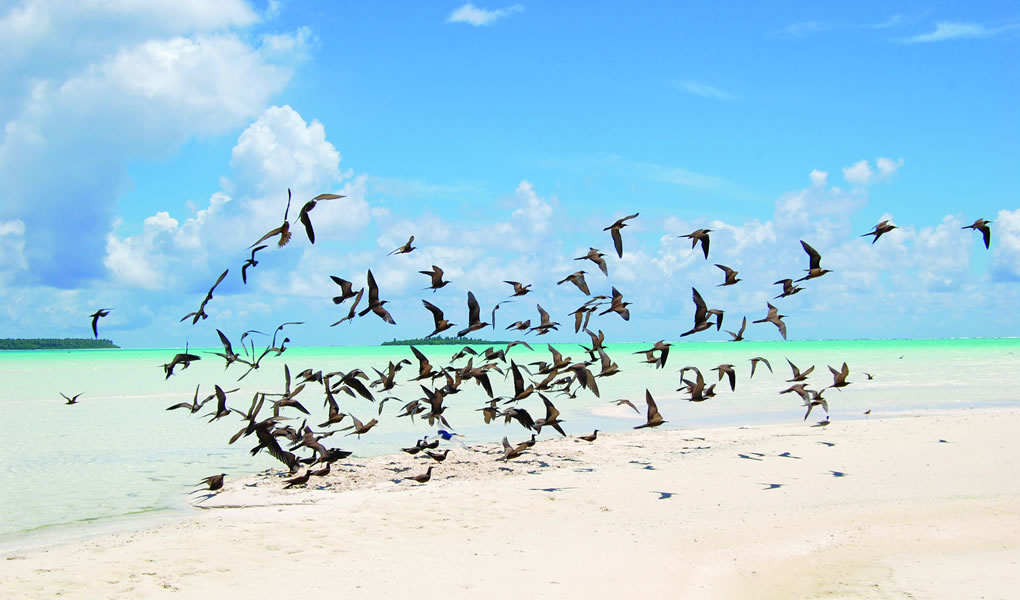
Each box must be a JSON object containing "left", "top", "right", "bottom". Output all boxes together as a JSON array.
[
  {"left": 466, "top": 291, "right": 481, "bottom": 324},
  {"left": 611, "top": 228, "right": 624, "bottom": 258},
  {"left": 421, "top": 300, "right": 445, "bottom": 327},
  {"left": 366, "top": 270, "right": 380, "bottom": 304},
  {"left": 801, "top": 240, "right": 822, "bottom": 270},
  {"left": 299, "top": 205, "right": 315, "bottom": 243}
]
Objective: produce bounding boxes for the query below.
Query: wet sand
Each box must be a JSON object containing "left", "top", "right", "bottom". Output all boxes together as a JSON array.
[{"left": 3, "top": 407, "right": 1019, "bottom": 599}]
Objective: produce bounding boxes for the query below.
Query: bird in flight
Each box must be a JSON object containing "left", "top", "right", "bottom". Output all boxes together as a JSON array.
[
  {"left": 251, "top": 188, "right": 294, "bottom": 248},
  {"left": 796, "top": 240, "right": 831, "bottom": 282},
  {"left": 681, "top": 228, "right": 712, "bottom": 259},
  {"left": 861, "top": 219, "right": 898, "bottom": 244},
  {"left": 297, "top": 193, "right": 344, "bottom": 244},
  {"left": 89, "top": 308, "right": 111, "bottom": 338},
  {"left": 603, "top": 213, "right": 639, "bottom": 258},
  {"left": 389, "top": 235, "right": 416, "bottom": 256},
  {"left": 180, "top": 268, "right": 229, "bottom": 325},
  {"left": 962, "top": 218, "right": 992, "bottom": 249}
]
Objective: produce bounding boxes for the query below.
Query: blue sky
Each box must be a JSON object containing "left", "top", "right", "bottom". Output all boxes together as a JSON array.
[{"left": 0, "top": 1, "right": 1017, "bottom": 348}]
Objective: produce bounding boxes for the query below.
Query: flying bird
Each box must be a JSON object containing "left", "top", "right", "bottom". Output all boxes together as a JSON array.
[
  {"left": 251, "top": 188, "right": 294, "bottom": 248},
  {"left": 681, "top": 229, "right": 711, "bottom": 259},
  {"left": 419, "top": 265, "right": 450, "bottom": 292},
  {"left": 715, "top": 264, "right": 740, "bottom": 286},
  {"left": 796, "top": 240, "right": 831, "bottom": 282},
  {"left": 358, "top": 270, "right": 395, "bottom": 324},
  {"left": 752, "top": 302, "right": 787, "bottom": 340},
  {"left": 773, "top": 279, "right": 803, "bottom": 299},
  {"left": 388, "top": 235, "right": 416, "bottom": 256},
  {"left": 504, "top": 280, "right": 532, "bottom": 297},
  {"left": 603, "top": 213, "right": 639, "bottom": 258},
  {"left": 329, "top": 276, "right": 359, "bottom": 304},
  {"left": 180, "top": 268, "right": 229, "bottom": 325},
  {"left": 456, "top": 291, "right": 489, "bottom": 337},
  {"left": 860, "top": 219, "right": 898, "bottom": 244},
  {"left": 575, "top": 247, "right": 609, "bottom": 276},
  {"left": 557, "top": 271, "right": 591, "bottom": 295},
  {"left": 749, "top": 357, "right": 772, "bottom": 379},
  {"left": 725, "top": 316, "right": 747, "bottom": 341},
  {"left": 634, "top": 390, "right": 666, "bottom": 429},
  {"left": 89, "top": 308, "right": 111, "bottom": 338},
  {"left": 962, "top": 218, "right": 992, "bottom": 249},
  {"left": 241, "top": 245, "right": 266, "bottom": 284},
  {"left": 297, "top": 193, "right": 344, "bottom": 243},
  {"left": 60, "top": 392, "right": 83, "bottom": 405},
  {"left": 422, "top": 300, "right": 455, "bottom": 338}
]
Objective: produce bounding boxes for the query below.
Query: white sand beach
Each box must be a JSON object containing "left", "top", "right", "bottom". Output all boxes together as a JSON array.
[{"left": 3, "top": 407, "right": 1019, "bottom": 599}]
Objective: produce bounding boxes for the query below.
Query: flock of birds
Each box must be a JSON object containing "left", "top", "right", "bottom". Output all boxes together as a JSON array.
[{"left": 77, "top": 193, "right": 995, "bottom": 494}]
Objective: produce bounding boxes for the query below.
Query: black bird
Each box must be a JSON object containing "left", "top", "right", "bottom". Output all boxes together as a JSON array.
[
  {"left": 89, "top": 308, "right": 111, "bottom": 338},
  {"left": 422, "top": 300, "right": 455, "bottom": 338},
  {"left": 241, "top": 245, "right": 267, "bottom": 284},
  {"left": 180, "top": 268, "right": 229, "bottom": 325},
  {"left": 963, "top": 218, "right": 992, "bottom": 249},
  {"left": 419, "top": 265, "right": 450, "bottom": 292},
  {"left": 60, "top": 392, "right": 83, "bottom": 405},
  {"left": 604, "top": 213, "right": 639, "bottom": 258},
  {"left": 358, "top": 270, "right": 396, "bottom": 324},
  {"left": 198, "top": 473, "right": 226, "bottom": 492},
  {"left": 329, "top": 276, "right": 359, "bottom": 304},
  {"left": 297, "top": 193, "right": 344, "bottom": 243},
  {"left": 861, "top": 219, "right": 897, "bottom": 244},
  {"left": 406, "top": 466, "right": 434, "bottom": 484},
  {"left": 251, "top": 188, "right": 294, "bottom": 247},
  {"left": 456, "top": 291, "right": 489, "bottom": 337}
]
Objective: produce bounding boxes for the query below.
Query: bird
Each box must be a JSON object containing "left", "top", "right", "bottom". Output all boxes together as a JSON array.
[
  {"left": 422, "top": 300, "right": 455, "bottom": 338},
  {"left": 681, "top": 229, "right": 711, "bottom": 259},
  {"left": 773, "top": 279, "right": 803, "bottom": 299},
  {"left": 725, "top": 316, "right": 747, "bottom": 341},
  {"left": 163, "top": 347, "right": 201, "bottom": 379},
  {"left": 579, "top": 430, "right": 599, "bottom": 442},
  {"left": 610, "top": 399, "right": 640, "bottom": 413},
  {"left": 529, "top": 304, "right": 560, "bottom": 335},
  {"left": 358, "top": 269, "right": 396, "bottom": 324},
  {"left": 343, "top": 414, "right": 379, "bottom": 438},
  {"left": 785, "top": 358, "right": 814, "bottom": 382},
  {"left": 166, "top": 384, "right": 208, "bottom": 413},
  {"left": 241, "top": 245, "right": 267, "bottom": 284},
  {"left": 283, "top": 470, "right": 312, "bottom": 488},
  {"left": 861, "top": 219, "right": 898, "bottom": 244},
  {"left": 634, "top": 390, "right": 666, "bottom": 429},
  {"left": 828, "top": 362, "right": 851, "bottom": 389},
  {"left": 598, "top": 287, "right": 631, "bottom": 321},
  {"left": 60, "top": 392, "right": 83, "bottom": 405},
  {"left": 388, "top": 235, "right": 416, "bottom": 256},
  {"left": 680, "top": 288, "right": 718, "bottom": 337},
  {"left": 297, "top": 193, "right": 344, "bottom": 243},
  {"left": 419, "top": 265, "right": 450, "bottom": 292},
  {"left": 604, "top": 213, "right": 639, "bottom": 258},
  {"left": 504, "top": 280, "right": 532, "bottom": 297},
  {"left": 962, "top": 218, "right": 992, "bottom": 249},
  {"left": 796, "top": 240, "right": 831, "bottom": 282},
  {"left": 575, "top": 248, "right": 608, "bottom": 276},
  {"left": 89, "top": 308, "right": 111, "bottom": 339},
  {"left": 406, "top": 466, "right": 434, "bottom": 484},
  {"left": 197, "top": 473, "right": 226, "bottom": 492},
  {"left": 330, "top": 287, "right": 364, "bottom": 326},
  {"left": 251, "top": 188, "right": 294, "bottom": 247},
  {"left": 180, "top": 268, "right": 229, "bottom": 325},
  {"left": 715, "top": 264, "right": 740, "bottom": 286},
  {"left": 749, "top": 357, "right": 772, "bottom": 379},
  {"left": 752, "top": 302, "right": 787, "bottom": 340},
  {"left": 456, "top": 291, "right": 489, "bottom": 337},
  {"left": 713, "top": 364, "right": 736, "bottom": 392},
  {"left": 329, "top": 276, "right": 359, "bottom": 304},
  {"left": 500, "top": 436, "right": 528, "bottom": 461},
  {"left": 557, "top": 271, "right": 590, "bottom": 295}
]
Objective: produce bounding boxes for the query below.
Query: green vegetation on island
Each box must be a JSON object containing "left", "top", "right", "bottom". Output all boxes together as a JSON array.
[
  {"left": 0, "top": 338, "right": 119, "bottom": 350},
  {"left": 382, "top": 336, "right": 511, "bottom": 346}
]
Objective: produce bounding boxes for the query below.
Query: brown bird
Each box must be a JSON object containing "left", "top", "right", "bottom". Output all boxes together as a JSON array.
[
  {"left": 575, "top": 247, "right": 609, "bottom": 276},
  {"left": 166, "top": 384, "right": 206, "bottom": 413},
  {"left": 500, "top": 436, "right": 528, "bottom": 461},
  {"left": 180, "top": 268, "right": 229, "bottom": 325},
  {"left": 197, "top": 473, "right": 226, "bottom": 492},
  {"left": 283, "top": 470, "right": 311, "bottom": 488},
  {"left": 861, "top": 219, "right": 898, "bottom": 244},
  {"left": 725, "top": 316, "right": 747, "bottom": 341},
  {"left": 358, "top": 269, "right": 396, "bottom": 324},
  {"left": 388, "top": 235, "right": 416, "bottom": 256},
  {"left": 329, "top": 276, "right": 359, "bottom": 304},
  {"left": 681, "top": 228, "right": 711, "bottom": 259},
  {"left": 749, "top": 357, "right": 772, "bottom": 379},
  {"left": 827, "top": 362, "right": 851, "bottom": 390},
  {"left": 251, "top": 188, "right": 294, "bottom": 247},
  {"left": 579, "top": 430, "right": 599, "bottom": 442},
  {"left": 422, "top": 300, "right": 455, "bottom": 338},
  {"left": 557, "top": 271, "right": 590, "bottom": 295},
  {"left": 796, "top": 240, "right": 831, "bottom": 282},
  {"left": 604, "top": 213, "right": 639, "bottom": 258},
  {"left": 423, "top": 449, "right": 450, "bottom": 462},
  {"left": 406, "top": 466, "right": 434, "bottom": 483},
  {"left": 610, "top": 398, "right": 640, "bottom": 413},
  {"left": 419, "top": 265, "right": 450, "bottom": 292},
  {"left": 529, "top": 304, "right": 560, "bottom": 335},
  {"left": 534, "top": 393, "right": 566, "bottom": 436},
  {"left": 89, "top": 308, "right": 111, "bottom": 338},
  {"left": 785, "top": 358, "right": 814, "bottom": 382},
  {"left": 241, "top": 245, "right": 266, "bottom": 284},
  {"left": 634, "top": 390, "right": 666, "bottom": 429},
  {"left": 598, "top": 287, "right": 631, "bottom": 321},
  {"left": 60, "top": 392, "right": 83, "bottom": 405},
  {"left": 715, "top": 264, "right": 740, "bottom": 286},
  {"left": 773, "top": 278, "right": 803, "bottom": 299},
  {"left": 713, "top": 364, "right": 736, "bottom": 392},
  {"left": 752, "top": 302, "right": 787, "bottom": 340},
  {"left": 681, "top": 287, "right": 718, "bottom": 337},
  {"left": 163, "top": 346, "right": 201, "bottom": 379},
  {"left": 330, "top": 287, "right": 364, "bottom": 326},
  {"left": 456, "top": 291, "right": 489, "bottom": 337},
  {"left": 504, "top": 280, "right": 532, "bottom": 296},
  {"left": 962, "top": 218, "right": 992, "bottom": 249},
  {"left": 343, "top": 413, "right": 379, "bottom": 438},
  {"left": 297, "top": 193, "right": 344, "bottom": 244}
]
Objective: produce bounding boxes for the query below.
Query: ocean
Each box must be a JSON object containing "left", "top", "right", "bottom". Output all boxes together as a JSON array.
[{"left": 1, "top": 337, "right": 1017, "bottom": 548}]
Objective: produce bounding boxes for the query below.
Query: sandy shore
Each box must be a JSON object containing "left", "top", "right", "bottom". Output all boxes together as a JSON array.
[{"left": 3, "top": 407, "right": 1019, "bottom": 599}]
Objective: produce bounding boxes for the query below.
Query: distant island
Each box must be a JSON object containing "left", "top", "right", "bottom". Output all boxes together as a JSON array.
[
  {"left": 0, "top": 338, "right": 119, "bottom": 350},
  {"left": 382, "top": 336, "right": 510, "bottom": 346}
]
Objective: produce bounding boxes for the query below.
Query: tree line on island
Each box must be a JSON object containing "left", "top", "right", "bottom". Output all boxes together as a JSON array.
[{"left": 0, "top": 338, "right": 119, "bottom": 350}]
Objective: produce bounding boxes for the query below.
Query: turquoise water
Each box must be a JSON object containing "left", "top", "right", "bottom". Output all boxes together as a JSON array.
[{"left": 1, "top": 338, "right": 1018, "bottom": 546}]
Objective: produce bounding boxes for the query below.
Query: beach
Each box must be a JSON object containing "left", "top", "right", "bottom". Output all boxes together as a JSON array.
[{"left": 3, "top": 406, "right": 1018, "bottom": 599}]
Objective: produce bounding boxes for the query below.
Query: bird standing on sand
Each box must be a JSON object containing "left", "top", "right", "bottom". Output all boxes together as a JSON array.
[
  {"left": 962, "top": 218, "right": 992, "bottom": 249},
  {"left": 90, "top": 308, "right": 111, "bottom": 338},
  {"left": 604, "top": 213, "right": 639, "bottom": 258}
]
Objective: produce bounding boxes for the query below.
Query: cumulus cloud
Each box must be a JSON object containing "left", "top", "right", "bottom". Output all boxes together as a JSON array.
[
  {"left": 0, "top": 3, "right": 308, "bottom": 287},
  {"left": 0, "top": 219, "right": 28, "bottom": 274},
  {"left": 446, "top": 3, "right": 523, "bottom": 26},
  {"left": 842, "top": 157, "right": 903, "bottom": 186},
  {"left": 809, "top": 169, "right": 828, "bottom": 187},
  {"left": 511, "top": 180, "right": 554, "bottom": 234},
  {"left": 991, "top": 209, "right": 1020, "bottom": 281}
]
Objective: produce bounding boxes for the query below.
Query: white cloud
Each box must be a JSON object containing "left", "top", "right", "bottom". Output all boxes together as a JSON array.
[
  {"left": 447, "top": 3, "right": 523, "bottom": 26},
  {"left": 991, "top": 209, "right": 1020, "bottom": 281},
  {"left": 902, "top": 21, "right": 1020, "bottom": 43},
  {"left": 511, "top": 180, "right": 553, "bottom": 234},
  {"left": 809, "top": 169, "right": 828, "bottom": 187},
  {"left": 0, "top": 219, "right": 28, "bottom": 274},
  {"left": 876, "top": 156, "right": 904, "bottom": 178},
  {"left": 675, "top": 80, "right": 735, "bottom": 101},
  {"left": 842, "top": 160, "right": 874, "bottom": 186}
]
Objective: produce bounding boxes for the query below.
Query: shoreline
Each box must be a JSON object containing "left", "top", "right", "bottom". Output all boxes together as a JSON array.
[{"left": 3, "top": 405, "right": 1019, "bottom": 598}]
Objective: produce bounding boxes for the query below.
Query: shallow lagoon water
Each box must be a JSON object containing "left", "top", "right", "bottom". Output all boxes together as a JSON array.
[{"left": 1, "top": 337, "right": 1017, "bottom": 546}]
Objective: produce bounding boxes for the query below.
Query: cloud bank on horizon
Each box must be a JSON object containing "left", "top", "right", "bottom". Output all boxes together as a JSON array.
[{"left": 0, "top": 1, "right": 1016, "bottom": 347}]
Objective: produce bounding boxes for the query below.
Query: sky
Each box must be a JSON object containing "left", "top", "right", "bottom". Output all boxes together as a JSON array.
[{"left": 0, "top": 1, "right": 1017, "bottom": 349}]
